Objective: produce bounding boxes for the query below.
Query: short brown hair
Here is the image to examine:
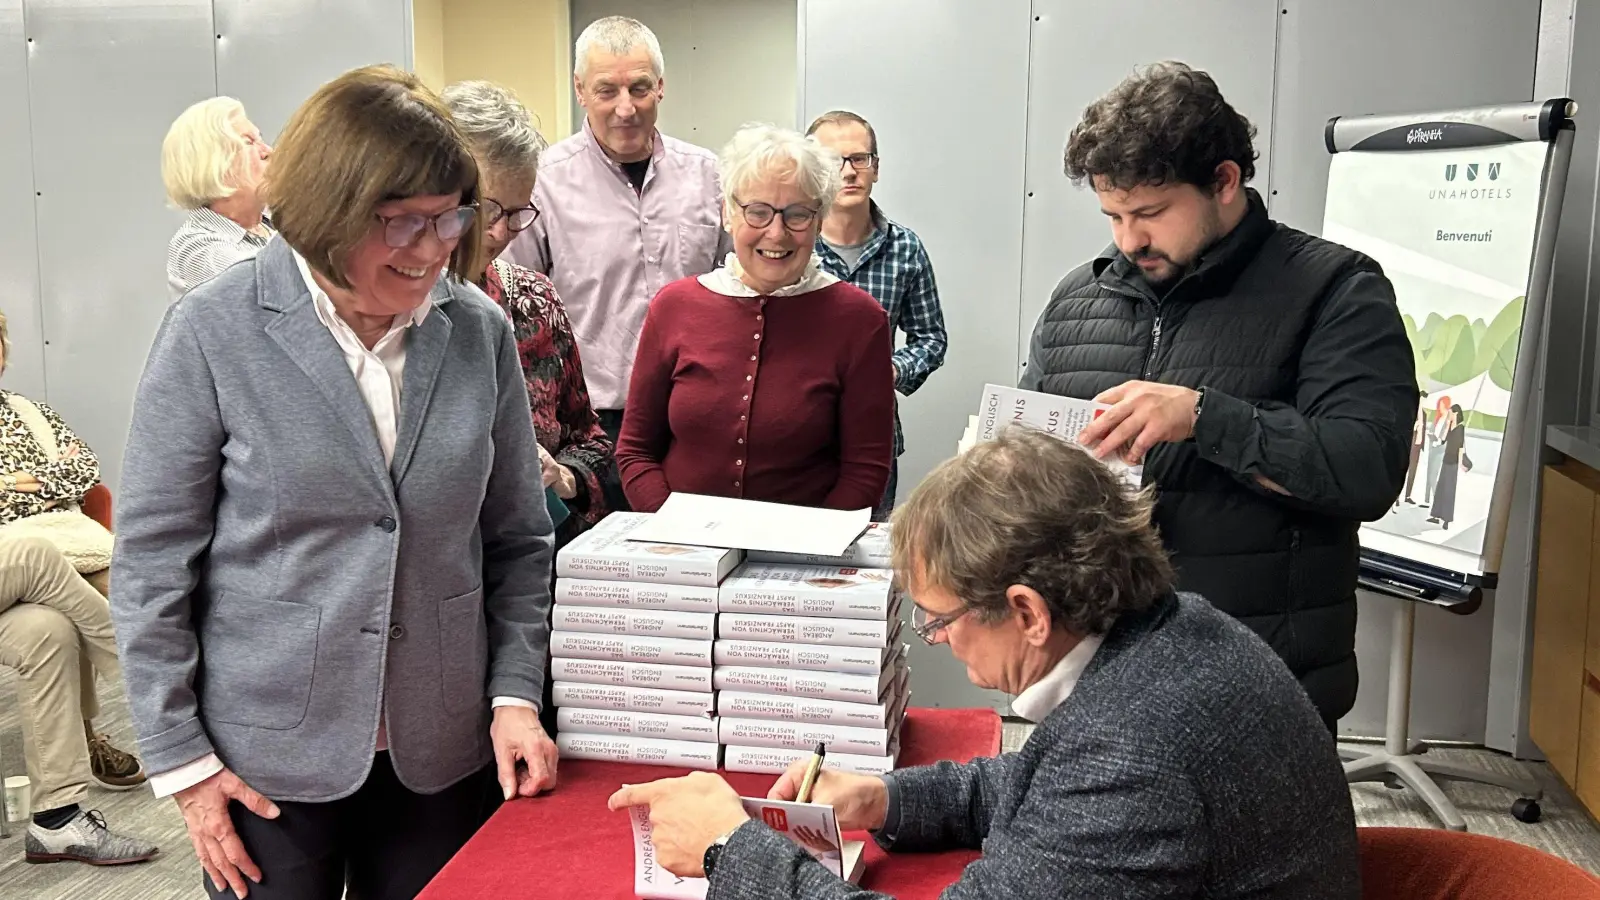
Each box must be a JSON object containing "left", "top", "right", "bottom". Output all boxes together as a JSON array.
[
  {"left": 806, "top": 110, "right": 878, "bottom": 155},
  {"left": 891, "top": 427, "right": 1174, "bottom": 636},
  {"left": 1064, "top": 60, "right": 1257, "bottom": 193},
  {"left": 265, "top": 64, "right": 481, "bottom": 289}
]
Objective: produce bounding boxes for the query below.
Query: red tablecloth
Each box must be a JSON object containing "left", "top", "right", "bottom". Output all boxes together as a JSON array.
[{"left": 418, "top": 707, "right": 1001, "bottom": 899}]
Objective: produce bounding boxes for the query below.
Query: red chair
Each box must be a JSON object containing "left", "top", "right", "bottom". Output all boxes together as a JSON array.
[
  {"left": 81, "top": 483, "right": 112, "bottom": 530},
  {"left": 1359, "top": 826, "right": 1600, "bottom": 899}
]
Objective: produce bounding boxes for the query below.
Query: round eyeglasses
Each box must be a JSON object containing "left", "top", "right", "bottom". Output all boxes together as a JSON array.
[
  {"left": 736, "top": 200, "right": 821, "bottom": 232},
  {"left": 375, "top": 205, "right": 478, "bottom": 249},
  {"left": 482, "top": 199, "right": 540, "bottom": 233}
]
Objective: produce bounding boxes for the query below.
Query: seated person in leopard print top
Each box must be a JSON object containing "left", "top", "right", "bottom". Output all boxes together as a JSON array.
[{"left": 443, "top": 81, "right": 621, "bottom": 550}]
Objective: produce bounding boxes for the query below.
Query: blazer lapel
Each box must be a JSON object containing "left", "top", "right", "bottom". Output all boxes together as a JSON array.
[
  {"left": 390, "top": 281, "right": 455, "bottom": 484},
  {"left": 257, "top": 241, "right": 392, "bottom": 488}
]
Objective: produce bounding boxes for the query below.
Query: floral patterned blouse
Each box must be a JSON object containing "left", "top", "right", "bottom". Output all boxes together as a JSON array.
[
  {"left": 0, "top": 391, "right": 101, "bottom": 525},
  {"left": 482, "top": 259, "right": 618, "bottom": 544}
]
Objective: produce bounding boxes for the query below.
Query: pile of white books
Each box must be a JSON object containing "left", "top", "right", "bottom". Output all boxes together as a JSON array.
[
  {"left": 713, "top": 523, "right": 910, "bottom": 776},
  {"left": 549, "top": 512, "right": 740, "bottom": 771}
]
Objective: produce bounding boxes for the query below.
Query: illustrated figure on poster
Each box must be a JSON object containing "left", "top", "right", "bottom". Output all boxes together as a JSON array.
[
  {"left": 1428, "top": 404, "right": 1466, "bottom": 529},
  {"left": 1400, "top": 390, "right": 1427, "bottom": 507},
  {"left": 1422, "top": 395, "right": 1451, "bottom": 507}
]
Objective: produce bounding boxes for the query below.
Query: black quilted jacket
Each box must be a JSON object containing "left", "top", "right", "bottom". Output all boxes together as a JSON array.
[{"left": 1018, "top": 191, "right": 1416, "bottom": 724}]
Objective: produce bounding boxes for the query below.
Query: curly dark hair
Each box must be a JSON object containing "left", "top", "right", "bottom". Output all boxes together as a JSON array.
[
  {"left": 1063, "top": 60, "right": 1258, "bottom": 193},
  {"left": 890, "top": 427, "right": 1175, "bottom": 636}
]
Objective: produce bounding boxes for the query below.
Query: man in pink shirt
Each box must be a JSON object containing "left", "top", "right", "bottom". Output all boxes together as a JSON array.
[{"left": 508, "top": 16, "right": 728, "bottom": 449}]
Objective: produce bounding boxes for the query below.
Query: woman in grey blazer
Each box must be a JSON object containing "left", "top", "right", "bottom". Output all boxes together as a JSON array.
[{"left": 111, "top": 65, "right": 558, "bottom": 900}]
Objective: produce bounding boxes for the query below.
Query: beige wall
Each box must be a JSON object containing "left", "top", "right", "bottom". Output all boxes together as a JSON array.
[{"left": 412, "top": 0, "right": 573, "bottom": 142}]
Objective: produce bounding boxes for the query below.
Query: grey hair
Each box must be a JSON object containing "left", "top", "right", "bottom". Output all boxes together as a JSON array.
[
  {"left": 440, "top": 80, "right": 546, "bottom": 177},
  {"left": 719, "top": 123, "right": 843, "bottom": 219},
  {"left": 574, "top": 16, "right": 664, "bottom": 83}
]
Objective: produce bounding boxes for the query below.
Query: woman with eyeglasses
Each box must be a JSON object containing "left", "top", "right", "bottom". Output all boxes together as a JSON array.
[
  {"left": 442, "top": 80, "right": 618, "bottom": 549},
  {"left": 616, "top": 123, "right": 894, "bottom": 512},
  {"left": 111, "top": 66, "right": 558, "bottom": 900}
]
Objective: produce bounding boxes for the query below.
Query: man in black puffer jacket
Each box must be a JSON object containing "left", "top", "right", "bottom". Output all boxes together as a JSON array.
[{"left": 1022, "top": 61, "right": 1417, "bottom": 731}]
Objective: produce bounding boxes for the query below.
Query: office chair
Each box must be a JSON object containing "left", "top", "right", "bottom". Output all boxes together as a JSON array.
[
  {"left": 1358, "top": 826, "right": 1600, "bottom": 899},
  {"left": 1342, "top": 562, "right": 1543, "bottom": 831}
]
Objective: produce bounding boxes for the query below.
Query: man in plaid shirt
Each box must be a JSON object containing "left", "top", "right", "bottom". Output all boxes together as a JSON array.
[{"left": 807, "top": 111, "right": 949, "bottom": 519}]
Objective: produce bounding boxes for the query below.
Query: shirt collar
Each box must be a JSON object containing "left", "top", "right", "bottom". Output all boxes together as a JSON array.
[
  {"left": 192, "top": 207, "right": 271, "bottom": 245},
  {"left": 292, "top": 250, "right": 432, "bottom": 336},
  {"left": 698, "top": 251, "right": 840, "bottom": 298},
  {"left": 1010, "top": 633, "right": 1104, "bottom": 723},
  {"left": 581, "top": 116, "right": 666, "bottom": 171}
]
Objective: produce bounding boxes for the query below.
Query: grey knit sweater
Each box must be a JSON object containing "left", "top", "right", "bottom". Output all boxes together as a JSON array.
[{"left": 707, "top": 591, "right": 1361, "bottom": 899}]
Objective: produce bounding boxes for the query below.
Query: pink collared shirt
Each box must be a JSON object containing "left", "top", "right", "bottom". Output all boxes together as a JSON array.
[{"left": 506, "top": 119, "right": 729, "bottom": 411}]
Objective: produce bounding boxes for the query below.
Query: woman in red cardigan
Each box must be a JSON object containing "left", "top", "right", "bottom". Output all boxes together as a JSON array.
[{"left": 616, "top": 124, "right": 894, "bottom": 512}]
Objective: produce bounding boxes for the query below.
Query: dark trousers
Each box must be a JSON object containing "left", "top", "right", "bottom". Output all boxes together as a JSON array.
[
  {"left": 871, "top": 459, "right": 899, "bottom": 523},
  {"left": 208, "top": 753, "right": 499, "bottom": 900},
  {"left": 597, "top": 408, "right": 625, "bottom": 447}
]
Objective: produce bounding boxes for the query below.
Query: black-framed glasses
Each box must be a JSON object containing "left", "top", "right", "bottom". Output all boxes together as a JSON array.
[
  {"left": 840, "top": 152, "right": 878, "bottom": 171},
  {"left": 482, "top": 199, "right": 540, "bottom": 233},
  {"left": 910, "top": 603, "right": 972, "bottom": 644},
  {"left": 736, "top": 200, "right": 820, "bottom": 232},
  {"left": 375, "top": 205, "right": 478, "bottom": 249}
]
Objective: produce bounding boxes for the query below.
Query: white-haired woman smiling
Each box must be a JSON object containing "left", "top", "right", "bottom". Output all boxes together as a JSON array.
[
  {"left": 160, "top": 96, "right": 274, "bottom": 300},
  {"left": 616, "top": 124, "right": 894, "bottom": 512}
]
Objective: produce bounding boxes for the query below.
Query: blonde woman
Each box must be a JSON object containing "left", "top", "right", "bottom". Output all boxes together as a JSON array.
[{"left": 161, "top": 96, "right": 274, "bottom": 300}]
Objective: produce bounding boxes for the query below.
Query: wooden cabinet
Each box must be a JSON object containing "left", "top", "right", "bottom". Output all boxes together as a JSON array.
[{"left": 1530, "top": 461, "right": 1600, "bottom": 811}]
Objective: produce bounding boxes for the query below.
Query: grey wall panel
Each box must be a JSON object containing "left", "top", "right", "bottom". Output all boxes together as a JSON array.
[
  {"left": 28, "top": 0, "right": 215, "bottom": 493},
  {"left": 801, "top": 0, "right": 1031, "bottom": 713},
  {"left": 1269, "top": 0, "right": 1543, "bottom": 741},
  {"left": 215, "top": 0, "right": 414, "bottom": 141},
  {"left": 0, "top": 0, "right": 45, "bottom": 399},
  {"left": 1016, "top": 0, "right": 1279, "bottom": 371}
]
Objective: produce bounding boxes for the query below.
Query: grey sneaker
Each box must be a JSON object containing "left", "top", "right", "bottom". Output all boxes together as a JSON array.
[{"left": 24, "top": 809, "right": 159, "bottom": 866}]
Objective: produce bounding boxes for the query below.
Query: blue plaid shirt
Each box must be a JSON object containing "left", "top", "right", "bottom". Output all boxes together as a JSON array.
[{"left": 815, "top": 203, "right": 948, "bottom": 458}]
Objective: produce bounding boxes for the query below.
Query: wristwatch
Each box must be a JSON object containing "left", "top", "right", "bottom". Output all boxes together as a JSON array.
[
  {"left": 703, "top": 828, "right": 737, "bottom": 878},
  {"left": 1193, "top": 387, "right": 1208, "bottom": 424}
]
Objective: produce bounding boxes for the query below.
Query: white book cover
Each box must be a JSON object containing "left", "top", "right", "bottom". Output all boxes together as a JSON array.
[
  {"left": 722, "top": 744, "right": 897, "bottom": 777},
  {"left": 549, "top": 631, "right": 713, "bottom": 668},
  {"left": 630, "top": 493, "right": 872, "bottom": 557},
  {"left": 717, "top": 595, "right": 902, "bottom": 647},
  {"left": 719, "top": 563, "right": 894, "bottom": 620},
  {"left": 630, "top": 797, "right": 865, "bottom": 899},
  {"left": 717, "top": 669, "right": 909, "bottom": 728},
  {"left": 550, "top": 657, "right": 713, "bottom": 693},
  {"left": 712, "top": 647, "right": 905, "bottom": 703},
  {"left": 713, "top": 638, "right": 895, "bottom": 676},
  {"left": 745, "top": 522, "right": 893, "bottom": 570},
  {"left": 555, "top": 707, "right": 719, "bottom": 743},
  {"left": 551, "top": 605, "right": 717, "bottom": 641},
  {"left": 975, "top": 383, "right": 1144, "bottom": 486},
  {"left": 718, "top": 716, "right": 896, "bottom": 756},
  {"left": 555, "top": 578, "right": 720, "bottom": 613},
  {"left": 556, "top": 733, "right": 719, "bottom": 770},
  {"left": 555, "top": 512, "right": 743, "bottom": 587},
  {"left": 551, "top": 682, "right": 714, "bottom": 718}
]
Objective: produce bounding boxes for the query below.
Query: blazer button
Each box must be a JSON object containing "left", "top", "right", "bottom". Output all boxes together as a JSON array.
[
  {"left": 389, "top": 624, "right": 405, "bottom": 640},
  {"left": 376, "top": 516, "right": 397, "bottom": 532}
]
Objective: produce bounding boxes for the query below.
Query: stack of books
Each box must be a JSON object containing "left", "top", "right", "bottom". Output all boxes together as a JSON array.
[
  {"left": 548, "top": 512, "right": 741, "bottom": 771},
  {"left": 712, "top": 524, "right": 910, "bottom": 776}
]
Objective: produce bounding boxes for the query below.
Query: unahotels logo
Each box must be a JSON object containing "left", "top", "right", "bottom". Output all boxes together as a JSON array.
[{"left": 1430, "top": 159, "right": 1511, "bottom": 201}]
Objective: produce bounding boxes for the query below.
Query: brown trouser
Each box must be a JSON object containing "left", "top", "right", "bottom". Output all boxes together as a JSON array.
[{"left": 0, "top": 536, "right": 118, "bottom": 813}]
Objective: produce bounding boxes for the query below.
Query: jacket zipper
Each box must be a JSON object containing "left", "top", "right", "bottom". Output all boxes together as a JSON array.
[{"left": 1141, "top": 312, "right": 1164, "bottom": 379}]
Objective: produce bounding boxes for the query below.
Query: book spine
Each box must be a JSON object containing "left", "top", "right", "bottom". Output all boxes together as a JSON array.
[
  {"left": 552, "top": 606, "right": 717, "bottom": 640},
  {"left": 712, "top": 666, "right": 885, "bottom": 703},
  {"left": 717, "top": 717, "right": 892, "bottom": 755},
  {"left": 744, "top": 548, "right": 892, "bottom": 569},
  {"left": 717, "top": 589, "right": 889, "bottom": 621},
  {"left": 555, "top": 578, "right": 720, "bottom": 612},
  {"left": 717, "top": 613, "right": 889, "bottom": 648},
  {"left": 556, "top": 733, "right": 720, "bottom": 770},
  {"left": 556, "top": 554, "right": 722, "bottom": 587},
  {"left": 550, "top": 657, "right": 713, "bottom": 692},
  {"left": 713, "top": 639, "right": 885, "bottom": 675},
  {"left": 550, "top": 631, "right": 713, "bottom": 667},
  {"left": 716, "top": 691, "right": 889, "bottom": 728},
  {"left": 556, "top": 708, "right": 720, "bottom": 743},
  {"left": 551, "top": 682, "right": 715, "bottom": 718},
  {"left": 721, "top": 745, "right": 896, "bottom": 776}
]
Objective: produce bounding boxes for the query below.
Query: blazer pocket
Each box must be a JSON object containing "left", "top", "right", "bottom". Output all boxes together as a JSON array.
[
  {"left": 198, "top": 594, "right": 320, "bottom": 730},
  {"left": 677, "top": 223, "right": 721, "bottom": 272},
  {"left": 438, "top": 585, "right": 489, "bottom": 713}
]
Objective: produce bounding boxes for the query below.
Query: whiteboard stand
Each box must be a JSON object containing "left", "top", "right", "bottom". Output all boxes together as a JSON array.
[{"left": 1324, "top": 99, "right": 1577, "bottom": 830}]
